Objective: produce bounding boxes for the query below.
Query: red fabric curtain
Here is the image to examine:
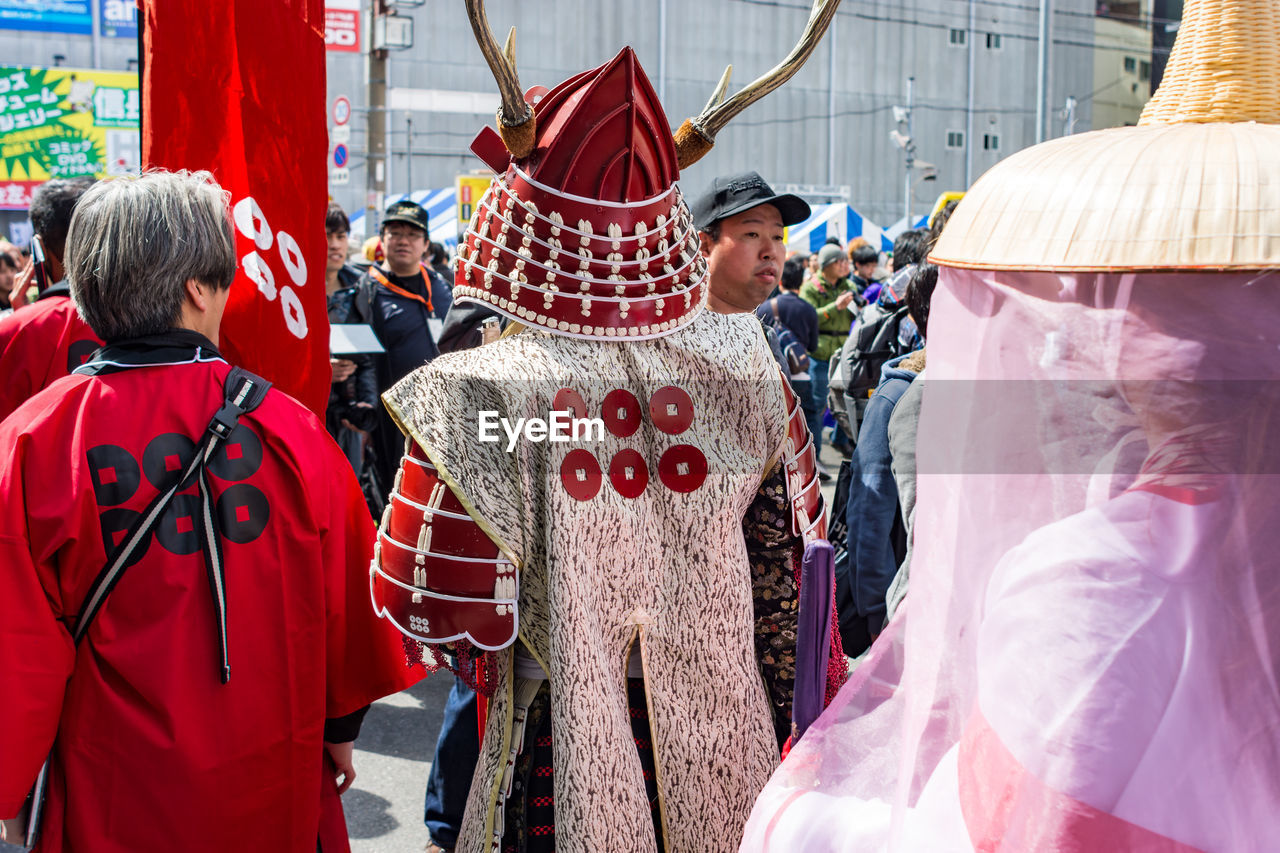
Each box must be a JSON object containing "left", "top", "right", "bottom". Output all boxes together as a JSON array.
[{"left": 141, "top": 0, "right": 330, "bottom": 415}]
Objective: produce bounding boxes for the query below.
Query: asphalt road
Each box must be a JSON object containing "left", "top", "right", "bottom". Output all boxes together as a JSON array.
[{"left": 346, "top": 670, "right": 453, "bottom": 853}]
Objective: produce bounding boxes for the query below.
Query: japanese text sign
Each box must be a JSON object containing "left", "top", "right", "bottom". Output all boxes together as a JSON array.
[{"left": 0, "top": 65, "right": 140, "bottom": 210}]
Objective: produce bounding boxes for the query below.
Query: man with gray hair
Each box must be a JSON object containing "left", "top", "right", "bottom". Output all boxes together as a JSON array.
[{"left": 0, "top": 170, "right": 420, "bottom": 851}]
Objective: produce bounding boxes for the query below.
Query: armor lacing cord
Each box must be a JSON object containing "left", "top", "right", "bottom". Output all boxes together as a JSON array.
[{"left": 411, "top": 641, "right": 500, "bottom": 698}]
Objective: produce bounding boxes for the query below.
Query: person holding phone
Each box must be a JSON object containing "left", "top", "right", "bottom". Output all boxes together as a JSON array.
[
  {"left": 0, "top": 178, "right": 101, "bottom": 421},
  {"left": 0, "top": 251, "right": 18, "bottom": 314}
]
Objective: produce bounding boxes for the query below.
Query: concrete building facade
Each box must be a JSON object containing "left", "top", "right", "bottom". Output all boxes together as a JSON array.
[
  {"left": 1, "top": 0, "right": 1175, "bottom": 239},
  {"left": 331, "top": 0, "right": 1102, "bottom": 230},
  {"left": 1092, "top": 0, "right": 1157, "bottom": 129}
]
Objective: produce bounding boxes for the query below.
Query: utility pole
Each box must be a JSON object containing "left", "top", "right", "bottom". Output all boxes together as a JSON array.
[
  {"left": 827, "top": 15, "right": 837, "bottom": 185},
  {"left": 1036, "top": 0, "right": 1052, "bottom": 143},
  {"left": 891, "top": 76, "right": 916, "bottom": 227},
  {"left": 406, "top": 114, "right": 413, "bottom": 196},
  {"left": 90, "top": 0, "right": 102, "bottom": 69},
  {"left": 904, "top": 76, "right": 915, "bottom": 226},
  {"left": 366, "top": 0, "right": 388, "bottom": 234},
  {"left": 657, "top": 0, "right": 668, "bottom": 103},
  {"left": 965, "top": 0, "right": 976, "bottom": 186}
]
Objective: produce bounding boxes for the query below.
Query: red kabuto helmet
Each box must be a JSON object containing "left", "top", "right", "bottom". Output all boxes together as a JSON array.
[{"left": 454, "top": 0, "right": 840, "bottom": 340}]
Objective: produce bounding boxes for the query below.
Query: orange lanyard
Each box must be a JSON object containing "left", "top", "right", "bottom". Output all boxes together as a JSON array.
[{"left": 371, "top": 266, "right": 434, "bottom": 315}]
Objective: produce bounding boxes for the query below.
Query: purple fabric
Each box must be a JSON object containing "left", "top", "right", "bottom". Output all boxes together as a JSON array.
[{"left": 792, "top": 539, "right": 835, "bottom": 741}]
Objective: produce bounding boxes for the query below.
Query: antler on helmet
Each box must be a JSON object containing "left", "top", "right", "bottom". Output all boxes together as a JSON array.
[
  {"left": 675, "top": 0, "right": 842, "bottom": 169},
  {"left": 465, "top": 0, "right": 537, "bottom": 159}
]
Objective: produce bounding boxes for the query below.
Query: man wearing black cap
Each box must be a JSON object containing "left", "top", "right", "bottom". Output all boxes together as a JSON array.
[
  {"left": 692, "top": 171, "right": 810, "bottom": 314},
  {"left": 351, "top": 199, "right": 452, "bottom": 495}
]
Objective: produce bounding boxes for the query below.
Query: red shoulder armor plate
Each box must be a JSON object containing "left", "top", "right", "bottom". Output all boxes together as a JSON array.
[
  {"left": 370, "top": 445, "right": 518, "bottom": 651},
  {"left": 779, "top": 372, "right": 827, "bottom": 541}
]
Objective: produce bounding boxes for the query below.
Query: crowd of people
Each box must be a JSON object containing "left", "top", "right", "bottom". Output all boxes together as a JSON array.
[
  {"left": 0, "top": 166, "right": 1018, "bottom": 853},
  {"left": 755, "top": 210, "right": 951, "bottom": 659},
  {"left": 0, "top": 172, "right": 421, "bottom": 851},
  {"left": 321, "top": 186, "right": 953, "bottom": 675},
  {"left": 0, "top": 0, "right": 1271, "bottom": 847},
  {"left": 0, "top": 154, "right": 849, "bottom": 851}
]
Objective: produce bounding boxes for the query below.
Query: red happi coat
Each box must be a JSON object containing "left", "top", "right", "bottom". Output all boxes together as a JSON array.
[
  {"left": 0, "top": 334, "right": 421, "bottom": 852},
  {"left": 0, "top": 291, "right": 102, "bottom": 422}
]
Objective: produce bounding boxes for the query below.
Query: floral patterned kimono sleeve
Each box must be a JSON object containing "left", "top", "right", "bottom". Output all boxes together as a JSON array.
[{"left": 744, "top": 459, "right": 802, "bottom": 751}]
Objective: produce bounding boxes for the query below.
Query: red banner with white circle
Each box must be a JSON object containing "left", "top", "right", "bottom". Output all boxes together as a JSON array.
[{"left": 141, "top": 0, "right": 330, "bottom": 416}]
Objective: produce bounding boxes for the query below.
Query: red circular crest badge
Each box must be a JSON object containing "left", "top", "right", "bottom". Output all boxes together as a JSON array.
[
  {"left": 602, "top": 389, "right": 643, "bottom": 438},
  {"left": 657, "top": 444, "right": 708, "bottom": 493},
  {"left": 608, "top": 448, "right": 649, "bottom": 499},
  {"left": 649, "top": 386, "right": 695, "bottom": 435},
  {"left": 553, "top": 387, "right": 590, "bottom": 421},
  {"left": 560, "top": 449, "right": 603, "bottom": 501}
]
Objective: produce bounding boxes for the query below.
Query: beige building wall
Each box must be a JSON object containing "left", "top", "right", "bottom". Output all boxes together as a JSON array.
[{"left": 1093, "top": 3, "right": 1156, "bottom": 128}]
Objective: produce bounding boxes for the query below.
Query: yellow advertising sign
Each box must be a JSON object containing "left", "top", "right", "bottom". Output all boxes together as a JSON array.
[
  {"left": 455, "top": 173, "right": 494, "bottom": 244},
  {"left": 0, "top": 65, "right": 140, "bottom": 209}
]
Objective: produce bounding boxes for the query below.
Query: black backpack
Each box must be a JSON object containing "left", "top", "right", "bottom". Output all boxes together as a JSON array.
[
  {"left": 765, "top": 298, "right": 812, "bottom": 375},
  {"left": 840, "top": 301, "right": 910, "bottom": 401}
]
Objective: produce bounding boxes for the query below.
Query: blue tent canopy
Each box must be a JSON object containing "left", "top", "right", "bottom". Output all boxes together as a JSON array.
[
  {"left": 786, "top": 204, "right": 930, "bottom": 256},
  {"left": 349, "top": 188, "right": 460, "bottom": 248}
]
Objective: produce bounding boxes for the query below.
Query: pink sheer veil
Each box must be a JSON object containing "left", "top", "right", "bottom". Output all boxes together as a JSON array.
[{"left": 741, "top": 267, "right": 1280, "bottom": 852}]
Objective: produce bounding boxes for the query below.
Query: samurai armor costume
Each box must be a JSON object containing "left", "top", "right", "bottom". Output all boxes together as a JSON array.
[{"left": 370, "top": 21, "right": 842, "bottom": 853}]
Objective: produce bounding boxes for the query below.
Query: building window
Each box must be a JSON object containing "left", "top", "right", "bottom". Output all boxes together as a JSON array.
[
  {"left": 983, "top": 133, "right": 1000, "bottom": 151},
  {"left": 1123, "top": 56, "right": 1137, "bottom": 73},
  {"left": 1139, "top": 60, "right": 1151, "bottom": 81},
  {"left": 946, "top": 130, "right": 965, "bottom": 149},
  {"left": 949, "top": 28, "right": 967, "bottom": 46},
  {"left": 986, "top": 33, "right": 1002, "bottom": 49}
]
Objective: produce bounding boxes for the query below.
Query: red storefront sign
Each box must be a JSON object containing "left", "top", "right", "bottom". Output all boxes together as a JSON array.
[
  {"left": 325, "top": 6, "right": 359, "bottom": 52},
  {"left": 0, "top": 180, "right": 38, "bottom": 211}
]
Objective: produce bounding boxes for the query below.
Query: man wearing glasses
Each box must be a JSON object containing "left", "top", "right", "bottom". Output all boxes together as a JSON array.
[{"left": 351, "top": 199, "right": 453, "bottom": 497}]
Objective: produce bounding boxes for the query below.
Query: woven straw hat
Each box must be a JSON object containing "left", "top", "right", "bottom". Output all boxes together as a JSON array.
[{"left": 931, "top": 0, "right": 1280, "bottom": 271}]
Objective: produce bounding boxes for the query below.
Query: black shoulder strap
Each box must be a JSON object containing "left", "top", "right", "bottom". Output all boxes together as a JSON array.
[
  {"left": 209, "top": 367, "right": 272, "bottom": 438},
  {"left": 26, "top": 367, "right": 272, "bottom": 848},
  {"left": 73, "top": 368, "right": 272, "bottom": 671}
]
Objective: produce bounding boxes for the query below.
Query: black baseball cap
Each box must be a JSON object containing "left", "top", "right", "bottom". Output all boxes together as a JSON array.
[
  {"left": 690, "top": 172, "right": 810, "bottom": 232},
  {"left": 382, "top": 199, "right": 430, "bottom": 233}
]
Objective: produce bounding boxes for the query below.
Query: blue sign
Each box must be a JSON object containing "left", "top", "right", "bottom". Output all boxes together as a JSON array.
[
  {"left": 99, "top": 0, "right": 136, "bottom": 38},
  {"left": 0, "top": 0, "right": 91, "bottom": 34},
  {"left": 333, "top": 144, "right": 349, "bottom": 168}
]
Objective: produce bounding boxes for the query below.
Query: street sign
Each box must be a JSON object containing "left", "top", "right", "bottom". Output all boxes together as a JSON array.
[
  {"left": 331, "top": 125, "right": 351, "bottom": 144},
  {"left": 333, "top": 143, "right": 349, "bottom": 168},
  {"left": 778, "top": 183, "right": 851, "bottom": 201},
  {"left": 373, "top": 14, "right": 413, "bottom": 50},
  {"left": 330, "top": 168, "right": 350, "bottom": 186},
  {"left": 332, "top": 95, "right": 351, "bottom": 126}
]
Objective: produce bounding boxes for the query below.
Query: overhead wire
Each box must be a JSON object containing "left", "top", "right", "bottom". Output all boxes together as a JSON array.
[{"left": 726, "top": 0, "right": 1173, "bottom": 54}]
